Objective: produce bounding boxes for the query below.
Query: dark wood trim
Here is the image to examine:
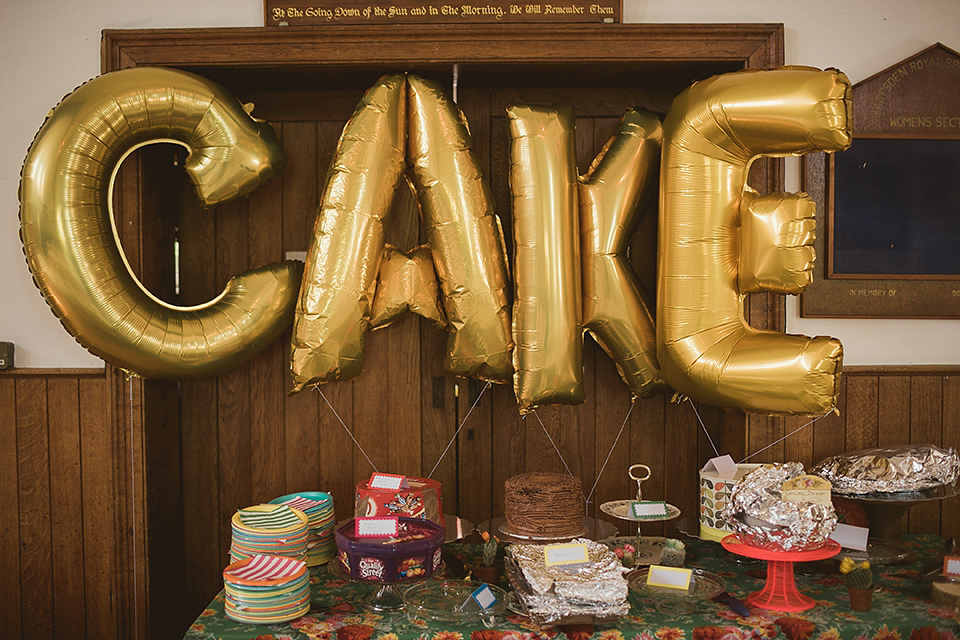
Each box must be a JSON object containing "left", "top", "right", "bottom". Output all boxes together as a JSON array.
[
  {"left": 102, "top": 24, "right": 784, "bottom": 69},
  {"left": 844, "top": 365, "right": 960, "bottom": 376},
  {"left": 0, "top": 368, "right": 106, "bottom": 378}
]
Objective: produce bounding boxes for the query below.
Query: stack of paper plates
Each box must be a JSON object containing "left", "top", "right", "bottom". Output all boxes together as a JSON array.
[
  {"left": 230, "top": 504, "right": 308, "bottom": 564},
  {"left": 223, "top": 554, "right": 310, "bottom": 624},
  {"left": 270, "top": 491, "right": 336, "bottom": 567}
]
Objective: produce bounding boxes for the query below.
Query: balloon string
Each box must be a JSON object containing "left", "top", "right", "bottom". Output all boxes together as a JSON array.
[
  {"left": 686, "top": 397, "right": 721, "bottom": 458},
  {"left": 427, "top": 381, "right": 491, "bottom": 479},
  {"left": 531, "top": 410, "right": 575, "bottom": 478},
  {"left": 738, "top": 408, "right": 836, "bottom": 464},
  {"left": 585, "top": 400, "right": 636, "bottom": 507},
  {"left": 314, "top": 387, "right": 378, "bottom": 473},
  {"left": 452, "top": 63, "right": 459, "bottom": 103}
]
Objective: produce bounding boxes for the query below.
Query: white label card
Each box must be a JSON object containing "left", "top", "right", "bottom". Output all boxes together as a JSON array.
[
  {"left": 647, "top": 565, "right": 693, "bottom": 590},
  {"left": 355, "top": 516, "right": 399, "bottom": 538},
  {"left": 631, "top": 501, "right": 668, "bottom": 519},
  {"left": 702, "top": 454, "right": 738, "bottom": 478},
  {"left": 368, "top": 472, "right": 407, "bottom": 490},
  {"left": 944, "top": 556, "right": 960, "bottom": 577},
  {"left": 830, "top": 523, "right": 869, "bottom": 551},
  {"left": 471, "top": 584, "right": 498, "bottom": 610},
  {"left": 543, "top": 543, "right": 590, "bottom": 567}
]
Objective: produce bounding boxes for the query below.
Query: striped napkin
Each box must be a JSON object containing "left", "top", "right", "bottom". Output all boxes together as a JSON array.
[
  {"left": 280, "top": 496, "right": 325, "bottom": 512},
  {"left": 237, "top": 505, "right": 301, "bottom": 530},
  {"left": 224, "top": 554, "right": 304, "bottom": 582}
]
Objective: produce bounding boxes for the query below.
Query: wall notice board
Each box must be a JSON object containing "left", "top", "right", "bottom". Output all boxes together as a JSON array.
[{"left": 801, "top": 43, "right": 960, "bottom": 318}]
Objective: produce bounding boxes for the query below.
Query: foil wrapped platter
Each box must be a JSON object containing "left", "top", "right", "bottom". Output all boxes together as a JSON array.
[
  {"left": 812, "top": 445, "right": 960, "bottom": 495},
  {"left": 505, "top": 539, "right": 630, "bottom": 625},
  {"left": 723, "top": 462, "right": 837, "bottom": 552}
]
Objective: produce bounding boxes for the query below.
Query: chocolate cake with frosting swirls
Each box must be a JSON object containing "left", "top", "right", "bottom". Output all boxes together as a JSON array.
[{"left": 502, "top": 472, "right": 585, "bottom": 539}]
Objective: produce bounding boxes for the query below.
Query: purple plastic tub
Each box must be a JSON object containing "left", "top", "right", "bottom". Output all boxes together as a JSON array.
[{"left": 335, "top": 517, "right": 445, "bottom": 582}]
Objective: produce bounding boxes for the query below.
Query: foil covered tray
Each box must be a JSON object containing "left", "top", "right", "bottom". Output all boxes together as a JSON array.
[
  {"left": 722, "top": 462, "right": 837, "bottom": 552},
  {"left": 504, "top": 556, "right": 627, "bottom": 625},
  {"left": 812, "top": 445, "right": 960, "bottom": 495}
]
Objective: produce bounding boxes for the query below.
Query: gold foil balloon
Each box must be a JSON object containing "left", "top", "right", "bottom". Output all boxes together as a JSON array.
[
  {"left": 290, "top": 74, "right": 407, "bottom": 392},
  {"left": 658, "top": 67, "right": 851, "bottom": 415},
  {"left": 580, "top": 109, "right": 669, "bottom": 399},
  {"left": 406, "top": 75, "right": 514, "bottom": 383},
  {"left": 508, "top": 104, "right": 584, "bottom": 413},
  {"left": 19, "top": 67, "right": 300, "bottom": 379},
  {"left": 739, "top": 191, "right": 817, "bottom": 294},
  {"left": 370, "top": 245, "right": 446, "bottom": 329}
]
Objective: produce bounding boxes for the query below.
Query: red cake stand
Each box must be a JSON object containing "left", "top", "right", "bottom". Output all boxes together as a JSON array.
[{"left": 721, "top": 534, "right": 840, "bottom": 612}]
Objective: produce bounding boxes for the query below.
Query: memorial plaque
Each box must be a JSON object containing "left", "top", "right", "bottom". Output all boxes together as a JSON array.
[
  {"left": 802, "top": 43, "right": 960, "bottom": 318},
  {"left": 265, "top": 0, "right": 621, "bottom": 25}
]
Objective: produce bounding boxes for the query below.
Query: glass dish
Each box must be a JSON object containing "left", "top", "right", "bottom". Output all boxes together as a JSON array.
[
  {"left": 628, "top": 567, "right": 726, "bottom": 600},
  {"left": 402, "top": 580, "right": 509, "bottom": 622}
]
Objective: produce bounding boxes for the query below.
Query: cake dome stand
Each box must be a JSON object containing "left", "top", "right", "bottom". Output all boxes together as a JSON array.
[
  {"left": 329, "top": 516, "right": 469, "bottom": 612},
  {"left": 840, "top": 484, "right": 958, "bottom": 565},
  {"left": 328, "top": 557, "right": 445, "bottom": 612},
  {"left": 721, "top": 534, "right": 840, "bottom": 612}
]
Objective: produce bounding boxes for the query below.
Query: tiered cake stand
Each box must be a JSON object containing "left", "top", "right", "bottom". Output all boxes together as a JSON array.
[
  {"left": 721, "top": 534, "right": 840, "bottom": 612},
  {"left": 599, "top": 464, "right": 681, "bottom": 530}
]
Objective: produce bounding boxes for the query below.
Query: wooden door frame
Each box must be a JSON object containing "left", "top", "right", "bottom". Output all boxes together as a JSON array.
[{"left": 100, "top": 24, "right": 783, "bottom": 638}]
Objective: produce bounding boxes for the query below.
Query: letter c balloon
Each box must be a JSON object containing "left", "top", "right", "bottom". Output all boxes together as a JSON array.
[{"left": 20, "top": 67, "right": 301, "bottom": 379}]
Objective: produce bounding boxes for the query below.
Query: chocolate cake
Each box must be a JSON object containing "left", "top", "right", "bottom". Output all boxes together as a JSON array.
[{"left": 503, "top": 472, "right": 585, "bottom": 539}]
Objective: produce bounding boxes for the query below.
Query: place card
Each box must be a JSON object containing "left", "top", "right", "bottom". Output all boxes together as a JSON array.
[
  {"left": 830, "top": 523, "right": 869, "bottom": 551},
  {"left": 471, "top": 583, "right": 498, "bottom": 610},
  {"left": 781, "top": 475, "right": 832, "bottom": 506},
  {"left": 702, "top": 454, "right": 738, "bottom": 478},
  {"left": 354, "top": 516, "right": 399, "bottom": 538},
  {"left": 368, "top": 472, "right": 408, "bottom": 490},
  {"left": 647, "top": 565, "right": 693, "bottom": 590},
  {"left": 543, "top": 542, "right": 590, "bottom": 567},
  {"left": 631, "top": 501, "right": 668, "bottom": 519},
  {"left": 944, "top": 555, "right": 960, "bottom": 578}
]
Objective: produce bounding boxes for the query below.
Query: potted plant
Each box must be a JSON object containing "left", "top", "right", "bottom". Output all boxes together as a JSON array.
[
  {"left": 840, "top": 557, "right": 874, "bottom": 611},
  {"left": 472, "top": 531, "right": 503, "bottom": 585}
]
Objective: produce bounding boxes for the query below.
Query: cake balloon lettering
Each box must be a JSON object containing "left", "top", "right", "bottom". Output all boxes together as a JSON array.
[{"left": 22, "top": 67, "right": 849, "bottom": 414}]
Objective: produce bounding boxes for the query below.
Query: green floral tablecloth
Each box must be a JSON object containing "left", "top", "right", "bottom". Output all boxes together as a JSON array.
[{"left": 185, "top": 534, "right": 960, "bottom": 640}]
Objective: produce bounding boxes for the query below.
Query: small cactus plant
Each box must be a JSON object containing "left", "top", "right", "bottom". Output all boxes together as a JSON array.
[
  {"left": 659, "top": 539, "right": 686, "bottom": 567},
  {"left": 840, "top": 557, "right": 873, "bottom": 589},
  {"left": 614, "top": 543, "right": 636, "bottom": 568},
  {"left": 480, "top": 530, "right": 501, "bottom": 566}
]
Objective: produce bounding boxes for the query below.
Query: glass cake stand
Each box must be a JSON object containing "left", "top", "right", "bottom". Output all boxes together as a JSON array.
[
  {"left": 328, "top": 556, "right": 445, "bottom": 612},
  {"left": 840, "top": 484, "right": 958, "bottom": 565},
  {"left": 721, "top": 534, "right": 840, "bottom": 612},
  {"left": 478, "top": 517, "right": 616, "bottom": 543}
]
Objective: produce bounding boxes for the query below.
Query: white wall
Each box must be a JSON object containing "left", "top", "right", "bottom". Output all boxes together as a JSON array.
[{"left": 2, "top": 0, "right": 959, "bottom": 368}]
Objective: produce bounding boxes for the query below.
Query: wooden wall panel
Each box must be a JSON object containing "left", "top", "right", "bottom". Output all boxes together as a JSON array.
[
  {"left": 0, "top": 378, "right": 21, "bottom": 638},
  {"left": 79, "top": 375, "right": 118, "bottom": 640},
  {"left": 943, "top": 375, "right": 960, "bottom": 537},
  {"left": 16, "top": 377, "right": 53, "bottom": 639},
  {"left": 48, "top": 378, "right": 86, "bottom": 638}
]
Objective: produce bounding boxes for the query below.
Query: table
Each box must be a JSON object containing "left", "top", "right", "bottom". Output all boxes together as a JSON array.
[{"left": 184, "top": 534, "right": 960, "bottom": 639}]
